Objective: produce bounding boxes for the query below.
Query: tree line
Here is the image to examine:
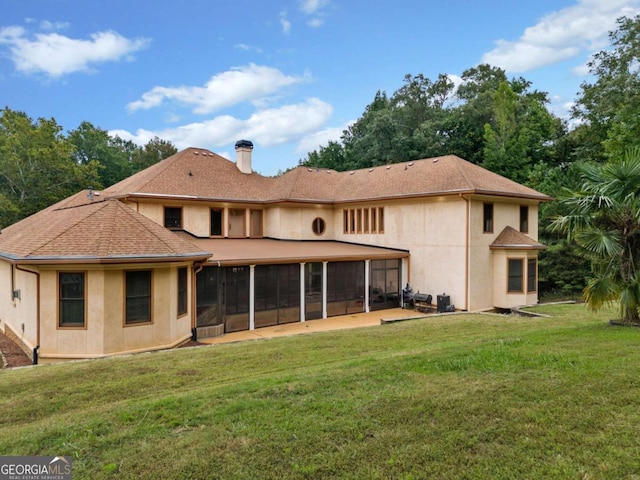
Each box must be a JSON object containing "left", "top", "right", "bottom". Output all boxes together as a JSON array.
[{"left": 0, "top": 113, "right": 176, "bottom": 227}]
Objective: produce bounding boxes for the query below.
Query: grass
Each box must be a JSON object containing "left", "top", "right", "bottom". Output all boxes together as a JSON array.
[{"left": 1, "top": 303, "right": 640, "bottom": 479}]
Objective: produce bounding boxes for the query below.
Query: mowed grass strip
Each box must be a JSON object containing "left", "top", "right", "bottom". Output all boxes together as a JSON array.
[{"left": 1, "top": 303, "right": 639, "bottom": 479}]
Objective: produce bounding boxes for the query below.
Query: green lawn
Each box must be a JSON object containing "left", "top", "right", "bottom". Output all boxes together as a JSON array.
[{"left": 1, "top": 303, "right": 639, "bottom": 479}]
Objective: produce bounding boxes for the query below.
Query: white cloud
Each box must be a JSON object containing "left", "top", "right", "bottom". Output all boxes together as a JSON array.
[
  {"left": 307, "top": 18, "right": 324, "bottom": 28},
  {"left": 280, "top": 11, "right": 291, "bottom": 34},
  {"left": 234, "top": 43, "right": 263, "bottom": 53},
  {"left": 571, "top": 63, "right": 591, "bottom": 76},
  {"left": 296, "top": 122, "right": 351, "bottom": 154},
  {"left": 482, "top": 0, "right": 640, "bottom": 73},
  {"left": 299, "top": 0, "right": 330, "bottom": 28},
  {"left": 112, "top": 98, "right": 333, "bottom": 150},
  {"left": 0, "top": 25, "right": 150, "bottom": 78},
  {"left": 447, "top": 74, "right": 463, "bottom": 91},
  {"left": 299, "top": 0, "right": 329, "bottom": 15},
  {"left": 39, "top": 20, "right": 69, "bottom": 31},
  {"left": 127, "top": 64, "right": 310, "bottom": 114}
]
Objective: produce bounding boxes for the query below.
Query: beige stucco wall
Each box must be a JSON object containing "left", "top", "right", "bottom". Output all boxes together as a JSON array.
[
  {"left": 491, "top": 249, "right": 540, "bottom": 309},
  {"left": 35, "top": 264, "right": 192, "bottom": 363},
  {"left": 327, "top": 197, "right": 468, "bottom": 310},
  {"left": 184, "top": 204, "right": 211, "bottom": 237},
  {"left": 263, "top": 205, "right": 335, "bottom": 240},
  {"left": 0, "top": 262, "right": 39, "bottom": 356},
  {"left": 468, "top": 198, "right": 540, "bottom": 311},
  {"left": 0, "top": 261, "right": 14, "bottom": 335},
  {"left": 123, "top": 194, "right": 542, "bottom": 313},
  {"left": 135, "top": 201, "right": 163, "bottom": 226},
  {"left": 134, "top": 200, "right": 274, "bottom": 239}
]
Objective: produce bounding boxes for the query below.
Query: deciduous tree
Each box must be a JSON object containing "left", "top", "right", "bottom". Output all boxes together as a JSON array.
[
  {"left": 0, "top": 108, "right": 100, "bottom": 225},
  {"left": 573, "top": 15, "right": 640, "bottom": 161}
]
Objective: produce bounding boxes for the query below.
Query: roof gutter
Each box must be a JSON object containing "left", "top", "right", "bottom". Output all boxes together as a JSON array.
[
  {"left": 106, "top": 188, "right": 552, "bottom": 207},
  {"left": 489, "top": 244, "right": 547, "bottom": 251},
  {"left": 0, "top": 252, "right": 211, "bottom": 265}
]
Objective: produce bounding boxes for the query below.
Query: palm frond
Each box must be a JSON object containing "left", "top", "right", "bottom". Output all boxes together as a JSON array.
[
  {"left": 575, "top": 229, "right": 622, "bottom": 258},
  {"left": 583, "top": 275, "right": 619, "bottom": 311}
]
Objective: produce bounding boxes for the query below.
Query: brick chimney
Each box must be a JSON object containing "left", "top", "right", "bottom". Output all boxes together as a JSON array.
[{"left": 235, "top": 140, "right": 253, "bottom": 174}]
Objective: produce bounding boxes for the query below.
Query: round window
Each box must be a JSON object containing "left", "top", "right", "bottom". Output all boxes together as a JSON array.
[{"left": 312, "top": 217, "right": 326, "bottom": 235}]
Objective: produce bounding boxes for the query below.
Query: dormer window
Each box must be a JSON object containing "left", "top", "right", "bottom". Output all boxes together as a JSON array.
[{"left": 164, "top": 207, "right": 182, "bottom": 229}]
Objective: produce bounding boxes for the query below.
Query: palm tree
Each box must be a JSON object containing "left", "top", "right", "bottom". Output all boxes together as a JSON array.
[{"left": 552, "top": 147, "right": 640, "bottom": 324}]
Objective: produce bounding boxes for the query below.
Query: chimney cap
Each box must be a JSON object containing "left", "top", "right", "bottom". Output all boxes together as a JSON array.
[{"left": 235, "top": 139, "right": 253, "bottom": 150}]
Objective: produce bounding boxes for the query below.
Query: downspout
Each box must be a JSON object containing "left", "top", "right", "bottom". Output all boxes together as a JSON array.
[
  {"left": 460, "top": 194, "right": 470, "bottom": 311},
  {"left": 191, "top": 261, "right": 207, "bottom": 341},
  {"left": 15, "top": 264, "right": 40, "bottom": 365}
]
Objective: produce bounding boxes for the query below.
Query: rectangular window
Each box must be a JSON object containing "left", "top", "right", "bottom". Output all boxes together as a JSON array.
[
  {"left": 210, "top": 209, "right": 222, "bottom": 236},
  {"left": 178, "top": 267, "right": 188, "bottom": 316},
  {"left": 527, "top": 258, "right": 537, "bottom": 293},
  {"left": 164, "top": 207, "right": 182, "bottom": 229},
  {"left": 371, "top": 207, "right": 378, "bottom": 233},
  {"left": 125, "top": 270, "right": 152, "bottom": 324},
  {"left": 508, "top": 259, "right": 523, "bottom": 293},
  {"left": 483, "top": 203, "right": 494, "bottom": 233},
  {"left": 59, "top": 272, "right": 85, "bottom": 327},
  {"left": 342, "top": 207, "right": 384, "bottom": 234},
  {"left": 520, "top": 205, "right": 529, "bottom": 233}
]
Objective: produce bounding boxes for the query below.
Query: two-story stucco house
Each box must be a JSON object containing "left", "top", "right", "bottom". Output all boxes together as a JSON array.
[{"left": 0, "top": 141, "right": 550, "bottom": 363}]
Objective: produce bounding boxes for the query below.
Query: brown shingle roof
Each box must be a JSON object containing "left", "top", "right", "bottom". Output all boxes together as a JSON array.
[
  {"left": 0, "top": 193, "right": 211, "bottom": 263},
  {"left": 179, "top": 236, "right": 409, "bottom": 266},
  {"left": 490, "top": 226, "right": 546, "bottom": 250},
  {"left": 0, "top": 148, "right": 549, "bottom": 263},
  {"left": 105, "top": 148, "right": 278, "bottom": 202},
  {"left": 105, "top": 149, "right": 551, "bottom": 203},
  {"left": 332, "top": 155, "right": 550, "bottom": 202}
]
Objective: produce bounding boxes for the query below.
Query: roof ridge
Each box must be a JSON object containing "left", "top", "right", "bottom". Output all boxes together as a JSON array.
[
  {"left": 449, "top": 155, "right": 475, "bottom": 190},
  {"left": 490, "top": 225, "right": 546, "bottom": 249},
  {"left": 100, "top": 200, "right": 119, "bottom": 256},
  {"left": 53, "top": 197, "right": 110, "bottom": 212},
  {"left": 34, "top": 201, "right": 110, "bottom": 255},
  {"left": 106, "top": 149, "right": 186, "bottom": 194}
]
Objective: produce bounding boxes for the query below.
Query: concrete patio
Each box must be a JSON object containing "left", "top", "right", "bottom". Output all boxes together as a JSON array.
[{"left": 199, "top": 308, "right": 425, "bottom": 345}]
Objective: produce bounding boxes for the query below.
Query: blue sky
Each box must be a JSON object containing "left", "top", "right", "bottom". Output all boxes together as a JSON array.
[{"left": 1, "top": 0, "right": 639, "bottom": 176}]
